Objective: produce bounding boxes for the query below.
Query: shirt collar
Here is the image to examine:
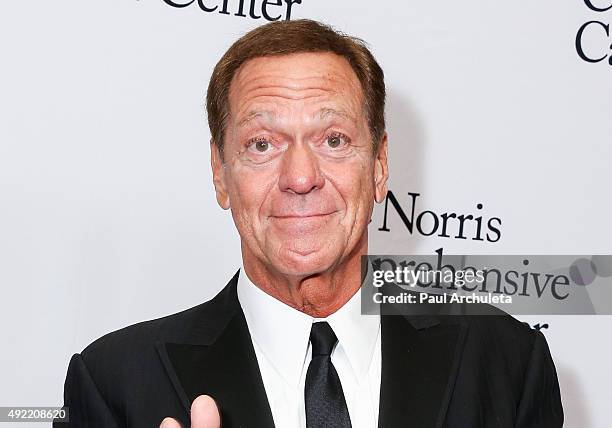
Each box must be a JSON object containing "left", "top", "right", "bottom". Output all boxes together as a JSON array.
[{"left": 237, "top": 264, "right": 380, "bottom": 388}]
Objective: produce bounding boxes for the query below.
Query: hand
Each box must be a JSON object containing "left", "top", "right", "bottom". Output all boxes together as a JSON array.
[{"left": 160, "top": 395, "right": 220, "bottom": 428}]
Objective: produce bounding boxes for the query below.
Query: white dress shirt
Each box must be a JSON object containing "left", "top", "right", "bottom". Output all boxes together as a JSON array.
[{"left": 237, "top": 267, "right": 381, "bottom": 428}]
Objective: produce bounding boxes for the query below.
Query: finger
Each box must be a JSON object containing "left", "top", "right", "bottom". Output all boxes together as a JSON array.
[
  {"left": 159, "top": 417, "right": 182, "bottom": 428},
  {"left": 191, "top": 395, "right": 221, "bottom": 428}
]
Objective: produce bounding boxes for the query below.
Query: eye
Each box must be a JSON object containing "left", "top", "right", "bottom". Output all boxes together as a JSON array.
[
  {"left": 254, "top": 140, "right": 269, "bottom": 152},
  {"left": 325, "top": 132, "right": 349, "bottom": 149},
  {"left": 247, "top": 137, "right": 272, "bottom": 153}
]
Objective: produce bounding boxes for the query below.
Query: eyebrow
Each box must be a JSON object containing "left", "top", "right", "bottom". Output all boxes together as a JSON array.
[
  {"left": 236, "top": 107, "right": 355, "bottom": 128},
  {"left": 318, "top": 107, "right": 355, "bottom": 122},
  {"left": 236, "top": 110, "right": 276, "bottom": 127}
]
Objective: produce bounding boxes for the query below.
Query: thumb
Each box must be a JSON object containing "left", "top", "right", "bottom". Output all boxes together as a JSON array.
[{"left": 191, "top": 395, "right": 221, "bottom": 428}]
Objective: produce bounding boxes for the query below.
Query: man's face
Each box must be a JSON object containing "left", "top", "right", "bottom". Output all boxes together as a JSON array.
[{"left": 211, "top": 52, "right": 388, "bottom": 277}]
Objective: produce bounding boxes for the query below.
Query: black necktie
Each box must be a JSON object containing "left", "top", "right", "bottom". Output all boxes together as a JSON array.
[{"left": 305, "top": 321, "right": 352, "bottom": 428}]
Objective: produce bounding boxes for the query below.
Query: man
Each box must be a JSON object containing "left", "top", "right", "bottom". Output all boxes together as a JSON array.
[{"left": 55, "top": 19, "right": 563, "bottom": 428}]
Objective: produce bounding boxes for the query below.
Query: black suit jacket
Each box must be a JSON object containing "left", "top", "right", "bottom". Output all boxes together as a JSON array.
[{"left": 54, "top": 270, "right": 563, "bottom": 427}]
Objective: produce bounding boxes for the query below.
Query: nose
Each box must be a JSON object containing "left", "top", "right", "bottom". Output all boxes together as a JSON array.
[{"left": 278, "top": 142, "right": 325, "bottom": 194}]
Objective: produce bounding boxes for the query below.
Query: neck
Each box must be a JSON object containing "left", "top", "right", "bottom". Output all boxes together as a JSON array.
[{"left": 242, "top": 235, "right": 367, "bottom": 318}]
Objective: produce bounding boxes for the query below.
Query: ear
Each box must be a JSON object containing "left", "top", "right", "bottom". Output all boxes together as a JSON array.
[
  {"left": 374, "top": 132, "right": 389, "bottom": 203},
  {"left": 210, "top": 140, "right": 231, "bottom": 210}
]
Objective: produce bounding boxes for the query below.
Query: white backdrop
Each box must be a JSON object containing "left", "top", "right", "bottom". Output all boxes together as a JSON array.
[{"left": 1, "top": 1, "right": 611, "bottom": 426}]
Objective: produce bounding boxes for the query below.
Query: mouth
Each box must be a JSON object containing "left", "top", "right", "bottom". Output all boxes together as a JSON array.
[{"left": 270, "top": 211, "right": 338, "bottom": 219}]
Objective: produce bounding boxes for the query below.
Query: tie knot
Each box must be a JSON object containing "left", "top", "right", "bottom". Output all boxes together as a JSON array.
[{"left": 310, "top": 322, "right": 337, "bottom": 356}]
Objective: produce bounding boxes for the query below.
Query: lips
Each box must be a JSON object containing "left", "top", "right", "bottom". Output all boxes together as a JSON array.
[{"left": 271, "top": 212, "right": 336, "bottom": 219}]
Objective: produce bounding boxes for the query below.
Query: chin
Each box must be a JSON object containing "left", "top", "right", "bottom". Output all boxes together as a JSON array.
[{"left": 273, "top": 246, "right": 339, "bottom": 277}]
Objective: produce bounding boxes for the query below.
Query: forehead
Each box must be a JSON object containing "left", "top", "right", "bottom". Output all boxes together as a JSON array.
[{"left": 227, "top": 52, "right": 364, "bottom": 121}]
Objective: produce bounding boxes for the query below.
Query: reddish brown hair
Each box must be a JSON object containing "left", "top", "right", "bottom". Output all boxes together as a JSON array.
[{"left": 206, "top": 19, "right": 386, "bottom": 157}]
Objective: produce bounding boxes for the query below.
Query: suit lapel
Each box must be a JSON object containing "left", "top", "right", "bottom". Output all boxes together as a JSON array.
[
  {"left": 156, "top": 272, "right": 275, "bottom": 428},
  {"left": 378, "top": 314, "right": 467, "bottom": 428},
  {"left": 156, "top": 271, "right": 467, "bottom": 428}
]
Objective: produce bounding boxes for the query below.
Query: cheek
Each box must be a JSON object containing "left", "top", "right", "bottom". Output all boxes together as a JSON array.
[
  {"left": 327, "top": 161, "right": 376, "bottom": 214},
  {"left": 227, "top": 166, "right": 277, "bottom": 220}
]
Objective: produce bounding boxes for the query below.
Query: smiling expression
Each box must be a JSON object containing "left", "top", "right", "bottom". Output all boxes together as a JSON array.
[{"left": 211, "top": 52, "right": 388, "bottom": 278}]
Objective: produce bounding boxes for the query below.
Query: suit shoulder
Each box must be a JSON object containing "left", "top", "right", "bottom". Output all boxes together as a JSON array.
[
  {"left": 464, "top": 311, "right": 534, "bottom": 338},
  {"left": 436, "top": 301, "right": 537, "bottom": 347},
  {"left": 81, "top": 290, "right": 234, "bottom": 367},
  {"left": 81, "top": 301, "right": 200, "bottom": 358},
  {"left": 75, "top": 273, "right": 239, "bottom": 377},
  {"left": 443, "top": 312, "right": 540, "bottom": 370}
]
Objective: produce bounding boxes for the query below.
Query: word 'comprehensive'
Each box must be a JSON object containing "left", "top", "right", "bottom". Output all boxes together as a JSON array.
[{"left": 370, "top": 248, "right": 572, "bottom": 301}]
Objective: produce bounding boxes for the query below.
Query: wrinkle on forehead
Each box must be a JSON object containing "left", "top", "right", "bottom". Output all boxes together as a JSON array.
[
  {"left": 231, "top": 52, "right": 356, "bottom": 91},
  {"left": 237, "top": 107, "right": 356, "bottom": 129},
  {"left": 242, "top": 73, "right": 344, "bottom": 91},
  {"left": 237, "top": 85, "right": 335, "bottom": 104},
  {"left": 228, "top": 53, "right": 364, "bottom": 125}
]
